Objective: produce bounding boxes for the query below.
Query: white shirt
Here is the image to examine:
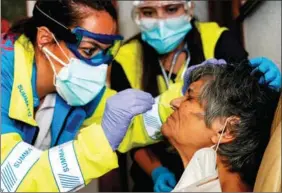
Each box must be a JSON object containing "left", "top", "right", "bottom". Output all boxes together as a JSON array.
[{"left": 34, "top": 94, "right": 56, "bottom": 150}]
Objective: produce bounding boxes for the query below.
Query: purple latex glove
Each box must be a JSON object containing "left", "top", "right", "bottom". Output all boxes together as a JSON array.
[
  {"left": 102, "top": 89, "right": 155, "bottom": 150},
  {"left": 182, "top": 58, "right": 227, "bottom": 94}
]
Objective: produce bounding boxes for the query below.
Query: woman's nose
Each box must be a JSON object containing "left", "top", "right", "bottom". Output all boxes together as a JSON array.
[
  {"left": 156, "top": 7, "right": 165, "bottom": 19},
  {"left": 170, "top": 96, "right": 186, "bottom": 110}
]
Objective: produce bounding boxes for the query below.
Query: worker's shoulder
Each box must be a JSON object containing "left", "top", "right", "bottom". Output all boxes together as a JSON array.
[
  {"left": 1, "top": 33, "right": 17, "bottom": 53},
  {"left": 196, "top": 21, "right": 228, "bottom": 33},
  {"left": 115, "top": 36, "right": 142, "bottom": 63},
  {"left": 119, "top": 37, "right": 142, "bottom": 53},
  {"left": 1, "top": 34, "right": 17, "bottom": 83}
]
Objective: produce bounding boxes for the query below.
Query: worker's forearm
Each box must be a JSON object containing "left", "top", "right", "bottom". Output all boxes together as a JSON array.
[
  {"left": 134, "top": 148, "right": 162, "bottom": 176},
  {"left": 1, "top": 124, "right": 118, "bottom": 192}
]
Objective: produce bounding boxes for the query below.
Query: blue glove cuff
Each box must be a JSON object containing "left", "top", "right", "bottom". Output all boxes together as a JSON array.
[{"left": 151, "top": 166, "right": 170, "bottom": 183}]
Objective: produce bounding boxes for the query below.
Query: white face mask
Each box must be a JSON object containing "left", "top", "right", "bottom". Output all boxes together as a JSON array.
[
  {"left": 42, "top": 35, "right": 108, "bottom": 106},
  {"left": 172, "top": 120, "right": 229, "bottom": 192}
]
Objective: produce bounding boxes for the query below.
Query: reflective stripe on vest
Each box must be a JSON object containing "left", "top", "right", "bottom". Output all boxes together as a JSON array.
[
  {"left": 48, "top": 141, "right": 85, "bottom": 192},
  {"left": 1, "top": 142, "right": 42, "bottom": 192}
]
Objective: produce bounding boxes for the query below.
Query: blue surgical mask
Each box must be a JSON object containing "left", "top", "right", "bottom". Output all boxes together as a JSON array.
[
  {"left": 140, "top": 15, "right": 192, "bottom": 54},
  {"left": 42, "top": 38, "right": 107, "bottom": 106}
]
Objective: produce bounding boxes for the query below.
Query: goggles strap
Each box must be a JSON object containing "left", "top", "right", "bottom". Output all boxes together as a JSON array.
[{"left": 35, "top": 5, "right": 69, "bottom": 31}]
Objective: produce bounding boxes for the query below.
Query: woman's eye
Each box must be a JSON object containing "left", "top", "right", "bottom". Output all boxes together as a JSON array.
[
  {"left": 82, "top": 47, "right": 98, "bottom": 57},
  {"left": 144, "top": 11, "right": 153, "bottom": 17},
  {"left": 186, "top": 95, "right": 194, "bottom": 101},
  {"left": 141, "top": 8, "right": 156, "bottom": 17},
  {"left": 166, "top": 6, "right": 179, "bottom": 14}
]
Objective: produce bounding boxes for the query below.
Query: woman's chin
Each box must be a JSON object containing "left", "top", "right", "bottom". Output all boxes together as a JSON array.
[{"left": 161, "top": 123, "right": 172, "bottom": 139}]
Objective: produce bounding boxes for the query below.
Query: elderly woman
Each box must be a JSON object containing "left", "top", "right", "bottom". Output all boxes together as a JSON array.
[{"left": 161, "top": 60, "right": 279, "bottom": 192}]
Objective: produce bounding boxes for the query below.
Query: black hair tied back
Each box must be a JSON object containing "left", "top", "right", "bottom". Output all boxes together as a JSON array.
[
  {"left": 5, "top": 0, "right": 117, "bottom": 44},
  {"left": 33, "top": 1, "right": 77, "bottom": 43}
]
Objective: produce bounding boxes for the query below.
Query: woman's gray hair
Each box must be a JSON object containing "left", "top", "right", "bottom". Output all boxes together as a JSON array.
[{"left": 188, "top": 61, "right": 278, "bottom": 188}]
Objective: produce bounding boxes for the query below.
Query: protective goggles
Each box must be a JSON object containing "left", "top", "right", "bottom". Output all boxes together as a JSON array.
[
  {"left": 34, "top": 4, "right": 124, "bottom": 66},
  {"left": 132, "top": 0, "right": 192, "bottom": 24},
  {"left": 67, "top": 27, "right": 124, "bottom": 66}
]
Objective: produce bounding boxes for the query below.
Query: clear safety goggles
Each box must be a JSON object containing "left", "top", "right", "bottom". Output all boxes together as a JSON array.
[
  {"left": 132, "top": 0, "right": 192, "bottom": 25},
  {"left": 66, "top": 27, "right": 123, "bottom": 66},
  {"left": 138, "top": 15, "right": 191, "bottom": 32}
]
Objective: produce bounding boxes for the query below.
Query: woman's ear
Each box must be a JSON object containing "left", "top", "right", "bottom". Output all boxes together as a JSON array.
[
  {"left": 36, "top": 26, "right": 54, "bottom": 49},
  {"left": 211, "top": 116, "right": 240, "bottom": 145}
]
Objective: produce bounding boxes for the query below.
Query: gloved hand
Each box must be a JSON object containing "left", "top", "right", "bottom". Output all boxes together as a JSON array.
[
  {"left": 152, "top": 166, "right": 177, "bottom": 192},
  {"left": 249, "top": 57, "right": 281, "bottom": 91},
  {"left": 182, "top": 58, "right": 227, "bottom": 94},
  {"left": 102, "top": 89, "right": 154, "bottom": 150}
]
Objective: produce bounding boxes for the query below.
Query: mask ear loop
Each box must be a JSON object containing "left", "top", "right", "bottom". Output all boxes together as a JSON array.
[
  {"left": 211, "top": 118, "right": 229, "bottom": 173},
  {"left": 51, "top": 33, "right": 71, "bottom": 63},
  {"left": 215, "top": 118, "right": 229, "bottom": 152},
  {"left": 42, "top": 48, "right": 59, "bottom": 87},
  {"left": 35, "top": 5, "right": 71, "bottom": 63},
  {"left": 42, "top": 47, "right": 68, "bottom": 67}
]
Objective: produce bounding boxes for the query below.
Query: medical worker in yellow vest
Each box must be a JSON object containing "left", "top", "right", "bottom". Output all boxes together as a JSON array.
[
  {"left": 0, "top": 0, "right": 159, "bottom": 192},
  {"left": 1, "top": 1, "right": 280, "bottom": 192},
  {"left": 110, "top": 0, "right": 282, "bottom": 192}
]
